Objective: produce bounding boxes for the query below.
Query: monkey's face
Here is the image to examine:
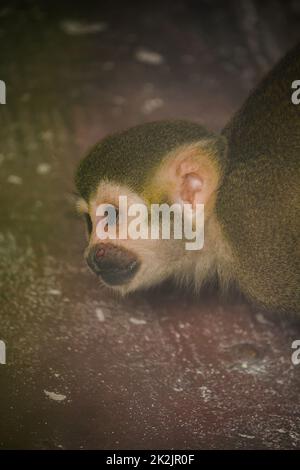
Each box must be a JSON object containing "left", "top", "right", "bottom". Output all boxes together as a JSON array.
[
  {"left": 77, "top": 182, "right": 187, "bottom": 294},
  {"left": 75, "top": 121, "right": 226, "bottom": 294}
]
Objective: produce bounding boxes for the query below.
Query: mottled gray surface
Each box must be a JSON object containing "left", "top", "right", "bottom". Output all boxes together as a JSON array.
[{"left": 0, "top": 0, "right": 300, "bottom": 449}]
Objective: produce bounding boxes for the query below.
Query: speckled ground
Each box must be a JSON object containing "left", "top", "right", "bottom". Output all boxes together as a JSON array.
[{"left": 0, "top": 0, "right": 300, "bottom": 449}]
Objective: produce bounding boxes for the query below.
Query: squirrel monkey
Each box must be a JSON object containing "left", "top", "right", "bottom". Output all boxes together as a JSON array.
[{"left": 75, "top": 44, "right": 300, "bottom": 314}]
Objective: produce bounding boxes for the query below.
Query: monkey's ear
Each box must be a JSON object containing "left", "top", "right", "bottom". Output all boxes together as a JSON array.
[{"left": 147, "top": 137, "right": 227, "bottom": 211}]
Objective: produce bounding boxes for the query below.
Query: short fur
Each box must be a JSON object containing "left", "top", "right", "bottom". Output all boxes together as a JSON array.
[
  {"left": 218, "top": 43, "right": 300, "bottom": 313},
  {"left": 75, "top": 121, "right": 223, "bottom": 200},
  {"left": 75, "top": 44, "right": 300, "bottom": 314}
]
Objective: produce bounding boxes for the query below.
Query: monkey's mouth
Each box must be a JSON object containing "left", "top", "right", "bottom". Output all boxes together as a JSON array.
[
  {"left": 86, "top": 256, "right": 140, "bottom": 286},
  {"left": 99, "top": 260, "right": 140, "bottom": 286}
]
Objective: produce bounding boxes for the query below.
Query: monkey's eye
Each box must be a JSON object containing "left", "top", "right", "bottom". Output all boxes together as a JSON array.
[
  {"left": 104, "top": 207, "right": 119, "bottom": 226},
  {"left": 84, "top": 213, "right": 93, "bottom": 235}
]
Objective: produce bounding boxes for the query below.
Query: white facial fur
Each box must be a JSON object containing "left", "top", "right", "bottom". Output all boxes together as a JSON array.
[{"left": 77, "top": 180, "right": 232, "bottom": 295}]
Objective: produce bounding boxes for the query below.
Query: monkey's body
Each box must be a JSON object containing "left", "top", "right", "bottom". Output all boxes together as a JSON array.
[
  {"left": 218, "top": 44, "right": 300, "bottom": 313},
  {"left": 75, "top": 44, "right": 300, "bottom": 315}
]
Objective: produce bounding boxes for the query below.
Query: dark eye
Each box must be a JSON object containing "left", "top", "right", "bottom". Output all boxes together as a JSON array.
[
  {"left": 84, "top": 213, "right": 93, "bottom": 235},
  {"left": 104, "top": 207, "right": 119, "bottom": 226}
]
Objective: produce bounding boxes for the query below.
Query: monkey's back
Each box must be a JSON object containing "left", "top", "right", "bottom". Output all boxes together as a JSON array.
[{"left": 218, "top": 44, "right": 300, "bottom": 313}]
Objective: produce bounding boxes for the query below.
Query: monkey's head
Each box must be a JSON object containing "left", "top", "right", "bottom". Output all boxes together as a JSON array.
[{"left": 75, "top": 120, "right": 227, "bottom": 295}]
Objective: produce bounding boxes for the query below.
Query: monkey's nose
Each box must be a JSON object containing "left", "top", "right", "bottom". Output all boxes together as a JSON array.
[
  {"left": 86, "top": 243, "right": 140, "bottom": 286},
  {"left": 95, "top": 246, "right": 105, "bottom": 260}
]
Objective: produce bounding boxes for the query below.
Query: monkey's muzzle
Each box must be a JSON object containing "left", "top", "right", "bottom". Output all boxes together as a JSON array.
[{"left": 86, "top": 243, "right": 140, "bottom": 286}]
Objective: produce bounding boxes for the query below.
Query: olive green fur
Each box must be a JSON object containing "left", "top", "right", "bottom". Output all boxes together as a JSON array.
[
  {"left": 75, "top": 44, "right": 300, "bottom": 314},
  {"left": 218, "top": 43, "right": 300, "bottom": 313},
  {"left": 75, "top": 120, "right": 225, "bottom": 201}
]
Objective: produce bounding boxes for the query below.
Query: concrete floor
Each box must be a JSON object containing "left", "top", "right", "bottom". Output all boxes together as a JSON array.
[{"left": 0, "top": 0, "right": 300, "bottom": 449}]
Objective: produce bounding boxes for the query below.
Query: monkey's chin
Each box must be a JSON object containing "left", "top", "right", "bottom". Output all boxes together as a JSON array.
[
  {"left": 102, "top": 274, "right": 169, "bottom": 297},
  {"left": 92, "top": 260, "right": 141, "bottom": 293},
  {"left": 98, "top": 264, "right": 171, "bottom": 296},
  {"left": 100, "top": 273, "right": 151, "bottom": 296}
]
